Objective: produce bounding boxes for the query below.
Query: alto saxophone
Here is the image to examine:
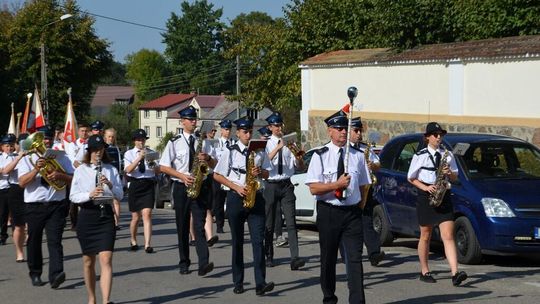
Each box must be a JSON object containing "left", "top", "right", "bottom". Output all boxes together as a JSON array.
[
  {"left": 243, "top": 150, "right": 260, "bottom": 209},
  {"left": 429, "top": 148, "right": 451, "bottom": 207},
  {"left": 359, "top": 143, "right": 377, "bottom": 209},
  {"left": 186, "top": 135, "right": 209, "bottom": 199}
]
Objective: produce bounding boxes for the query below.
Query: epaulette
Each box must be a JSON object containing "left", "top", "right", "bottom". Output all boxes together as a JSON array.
[
  {"left": 350, "top": 145, "right": 362, "bottom": 152},
  {"left": 314, "top": 146, "right": 329, "bottom": 155},
  {"left": 228, "top": 144, "right": 243, "bottom": 153},
  {"left": 170, "top": 134, "right": 182, "bottom": 142},
  {"left": 416, "top": 148, "right": 429, "bottom": 156}
]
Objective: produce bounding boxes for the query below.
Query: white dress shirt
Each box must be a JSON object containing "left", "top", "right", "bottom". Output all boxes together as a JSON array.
[
  {"left": 305, "top": 142, "right": 371, "bottom": 206},
  {"left": 215, "top": 137, "right": 232, "bottom": 160},
  {"left": 159, "top": 131, "right": 216, "bottom": 182},
  {"left": 70, "top": 162, "right": 123, "bottom": 204},
  {"left": 357, "top": 143, "right": 381, "bottom": 164},
  {"left": 18, "top": 153, "right": 74, "bottom": 203},
  {"left": 0, "top": 153, "right": 20, "bottom": 185},
  {"left": 265, "top": 135, "right": 296, "bottom": 180},
  {"left": 0, "top": 153, "right": 11, "bottom": 189},
  {"left": 124, "top": 147, "right": 156, "bottom": 179},
  {"left": 214, "top": 141, "right": 272, "bottom": 187},
  {"left": 407, "top": 146, "right": 458, "bottom": 184}
]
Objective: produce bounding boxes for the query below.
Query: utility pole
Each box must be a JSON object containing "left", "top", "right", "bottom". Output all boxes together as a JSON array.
[
  {"left": 236, "top": 55, "right": 240, "bottom": 119},
  {"left": 40, "top": 42, "right": 47, "bottom": 123}
]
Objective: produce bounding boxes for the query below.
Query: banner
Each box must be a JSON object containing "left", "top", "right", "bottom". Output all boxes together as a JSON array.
[
  {"left": 63, "top": 89, "right": 78, "bottom": 144},
  {"left": 8, "top": 103, "right": 16, "bottom": 134}
]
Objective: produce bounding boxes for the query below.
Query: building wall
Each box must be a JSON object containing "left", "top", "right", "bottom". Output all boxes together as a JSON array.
[
  {"left": 139, "top": 109, "right": 166, "bottom": 149},
  {"left": 300, "top": 59, "right": 540, "bottom": 149}
]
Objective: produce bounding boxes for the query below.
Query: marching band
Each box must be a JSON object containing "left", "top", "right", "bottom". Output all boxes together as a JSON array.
[{"left": 0, "top": 91, "right": 470, "bottom": 304}]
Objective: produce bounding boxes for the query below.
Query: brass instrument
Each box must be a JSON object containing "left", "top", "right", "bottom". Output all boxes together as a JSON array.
[
  {"left": 429, "top": 148, "right": 451, "bottom": 207},
  {"left": 243, "top": 150, "right": 261, "bottom": 209},
  {"left": 144, "top": 147, "right": 160, "bottom": 169},
  {"left": 282, "top": 132, "right": 304, "bottom": 158},
  {"left": 186, "top": 135, "right": 209, "bottom": 199},
  {"left": 360, "top": 143, "right": 377, "bottom": 209},
  {"left": 21, "top": 131, "right": 67, "bottom": 191}
]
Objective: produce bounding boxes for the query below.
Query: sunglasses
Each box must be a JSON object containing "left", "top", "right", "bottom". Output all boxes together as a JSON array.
[
  {"left": 332, "top": 127, "right": 348, "bottom": 132},
  {"left": 430, "top": 133, "right": 444, "bottom": 138},
  {"left": 352, "top": 128, "right": 362, "bottom": 133}
]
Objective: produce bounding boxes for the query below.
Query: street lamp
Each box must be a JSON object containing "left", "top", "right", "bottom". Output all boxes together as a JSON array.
[{"left": 40, "top": 13, "right": 72, "bottom": 124}]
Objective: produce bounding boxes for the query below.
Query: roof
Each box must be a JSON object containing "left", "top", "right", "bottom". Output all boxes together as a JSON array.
[
  {"left": 193, "top": 95, "right": 226, "bottom": 108},
  {"left": 300, "top": 35, "right": 540, "bottom": 67},
  {"left": 91, "top": 86, "right": 134, "bottom": 107},
  {"left": 138, "top": 93, "right": 196, "bottom": 110}
]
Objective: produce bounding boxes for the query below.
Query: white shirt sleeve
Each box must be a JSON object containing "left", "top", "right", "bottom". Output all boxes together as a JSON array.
[
  {"left": 69, "top": 166, "right": 92, "bottom": 204},
  {"left": 407, "top": 154, "right": 421, "bottom": 180},
  {"left": 159, "top": 140, "right": 175, "bottom": 168}
]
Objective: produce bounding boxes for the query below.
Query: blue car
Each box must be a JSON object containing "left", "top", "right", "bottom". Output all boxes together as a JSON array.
[{"left": 372, "top": 133, "right": 540, "bottom": 264}]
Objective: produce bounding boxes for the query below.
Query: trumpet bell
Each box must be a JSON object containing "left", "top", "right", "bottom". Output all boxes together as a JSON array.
[{"left": 22, "top": 131, "right": 44, "bottom": 152}]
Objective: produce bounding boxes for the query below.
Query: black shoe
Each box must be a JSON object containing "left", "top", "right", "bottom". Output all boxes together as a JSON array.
[
  {"left": 369, "top": 251, "right": 386, "bottom": 267},
  {"left": 217, "top": 227, "right": 224, "bottom": 234},
  {"left": 198, "top": 262, "right": 214, "bottom": 276},
  {"left": 233, "top": 285, "right": 245, "bottom": 294},
  {"left": 419, "top": 272, "right": 437, "bottom": 283},
  {"left": 189, "top": 240, "right": 195, "bottom": 246},
  {"left": 50, "top": 272, "right": 66, "bottom": 289},
  {"left": 255, "top": 282, "right": 275, "bottom": 296},
  {"left": 115, "top": 225, "right": 121, "bottom": 231},
  {"left": 290, "top": 257, "right": 306, "bottom": 270},
  {"left": 266, "top": 258, "right": 274, "bottom": 268},
  {"left": 130, "top": 243, "right": 139, "bottom": 251},
  {"left": 0, "top": 238, "right": 6, "bottom": 245},
  {"left": 30, "top": 275, "right": 43, "bottom": 287},
  {"left": 452, "top": 271, "right": 468, "bottom": 286},
  {"left": 207, "top": 235, "right": 219, "bottom": 247},
  {"left": 179, "top": 268, "right": 190, "bottom": 275},
  {"left": 145, "top": 246, "right": 154, "bottom": 254}
]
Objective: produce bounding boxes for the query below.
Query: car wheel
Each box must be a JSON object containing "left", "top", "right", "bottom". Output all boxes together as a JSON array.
[
  {"left": 454, "top": 216, "right": 482, "bottom": 264},
  {"left": 373, "top": 205, "right": 394, "bottom": 246}
]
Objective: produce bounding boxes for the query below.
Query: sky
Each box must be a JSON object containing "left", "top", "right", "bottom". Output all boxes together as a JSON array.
[{"left": 73, "top": 0, "right": 292, "bottom": 62}]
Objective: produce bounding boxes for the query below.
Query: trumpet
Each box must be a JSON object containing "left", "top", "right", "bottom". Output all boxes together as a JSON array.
[
  {"left": 21, "top": 131, "right": 67, "bottom": 191},
  {"left": 282, "top": 132, "right": 305, "bottom": 158}
]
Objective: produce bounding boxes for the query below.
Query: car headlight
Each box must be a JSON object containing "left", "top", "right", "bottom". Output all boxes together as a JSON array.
[{"left": 481, "top": 198, "right": 515, "bottom": 217}]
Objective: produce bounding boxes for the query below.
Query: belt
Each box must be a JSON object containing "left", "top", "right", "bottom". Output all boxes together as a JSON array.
[
  {"left": 266, "top": 178, "right": 291, "bottom": 184},
  {"left": 26, "top": 200, "right": 64, "bottom": 205},
  {"left": 317, "top": 200, "right": 359, "bottom": 210}
]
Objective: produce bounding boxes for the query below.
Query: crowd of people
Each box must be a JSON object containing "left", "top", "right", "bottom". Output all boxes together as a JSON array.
[{"left": 0, "top": 105, "right": 467, "bottom": 304}]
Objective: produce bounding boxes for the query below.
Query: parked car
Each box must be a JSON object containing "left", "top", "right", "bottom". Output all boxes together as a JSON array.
[{"left": 372, "top": 133, "right": 540, "bottom": 264}]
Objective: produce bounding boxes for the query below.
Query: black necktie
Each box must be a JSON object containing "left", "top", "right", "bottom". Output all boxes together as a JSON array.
[
  {"left": 278, "top": 140, "right": 283, "bottom": 175},
  {"left": 435, "top": 151, "right": 441, "bottom": 168},
  {"left": 337, "top": 148, "right": 344, "bottom": 178},
  {"left": 189, "top": 136, "right": 195, "bottom": 170},
  {"left": 225, "top": 140, "right": 230, "bottom": 148},
  {"left": 243, "top": 148, "right": 249, "bottom": 173},
  {"left": 138, "top": 153, "right": 146, "bottom": 173}
]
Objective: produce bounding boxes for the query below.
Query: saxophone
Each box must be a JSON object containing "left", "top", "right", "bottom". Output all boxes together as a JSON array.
[
  {"left": 243, "top": 151, "right": 260, "bottom": 209},
  {"left": 186, "top": 135, "right": 209, "bottom": 199},
  {"left": 429, "top": 148, "right": 451, "bottom": 207},
  {"left": 359, "top": 143, "right": 377, "bottom": 209}
]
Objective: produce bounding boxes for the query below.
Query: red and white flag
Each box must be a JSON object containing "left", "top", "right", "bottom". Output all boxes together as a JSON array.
[
  {"left": 33, "top": 88, "right": 45, "bottom": 129},
  {"left": 63, "top": 89, "right": 78, "bottom": 144},
  {"left": 20, "top": 93, "right": 32, "bottom": 134}
]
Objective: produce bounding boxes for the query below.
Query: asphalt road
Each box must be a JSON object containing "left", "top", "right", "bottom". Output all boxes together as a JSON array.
[{"left": 1, "top": 206, "right": 540, "bottom": 304}]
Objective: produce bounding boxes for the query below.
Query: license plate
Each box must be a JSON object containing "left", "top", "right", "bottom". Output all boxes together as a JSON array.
[{"left": 535, "top": 227, "right": 540, "bottom": 239}]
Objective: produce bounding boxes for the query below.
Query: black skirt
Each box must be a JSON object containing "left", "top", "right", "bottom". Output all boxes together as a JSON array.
[
  {"left": 128, "top": 178, "right": 156, "bottom": 212},
  {"left": 76, "top": 203, "right": 116, "bottom": 255},
  {"left": 8, "top": 184, "right": 25, "bottom": 226},
  {"left": 416, "top": 190, "right": 453, "bottom": 226}
]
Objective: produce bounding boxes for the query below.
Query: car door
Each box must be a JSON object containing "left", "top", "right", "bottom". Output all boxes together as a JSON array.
[{"left": 292, "top": 149, "right": 317, "bottom": 223}]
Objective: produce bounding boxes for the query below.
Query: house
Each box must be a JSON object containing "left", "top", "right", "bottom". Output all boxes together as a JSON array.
[
  {"left": 91, "top": 86, "right": 134, "bottom": 117},
  {"left": 299, "top": 35, "right": 540, "bottom": 148}
]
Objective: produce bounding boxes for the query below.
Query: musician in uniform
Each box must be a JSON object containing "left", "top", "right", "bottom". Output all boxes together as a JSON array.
[
  {"left": 0, "top": 134, "right": 15, "bottom": 245},
  {"left": 74, "top": 121, "right": 104, "bottom": 167},
  {"left": 70, "top": 134, "right": 123, "bottom": 304},
  {"left": 262, "top": 112, "right": 306, "bottom": 270},
  {"left": 305, "top": 111, "right": 371, "bottom": 304},
  {"left": 407, "top": 122, "right": 467, "bottom": 286},
  {"left": 159, "top": 105, "right": 216, "bottom": 276},
  {"left": 104, "top": 128, "right": 122, "bottom": 230},
  {"left": 124, "top": 129, "right": 158, "bottom": 253},
  {"left": 18, "top": 125, "right": 74, "bottom": 288},
  {"left": 212, "top": 119, "right": 233, "bottom": 234},
  {"left": 66, "top": 123, "right": 90, "bottom": 230},
  {"left": 257, "top": 126, "right": 271, "bottom": 140},
  {"left": 349, "top": 117, "right": 385, "bottom": 266},
  {"left": 213, "top": 116, "right": 275, "bottom": 295},
  {"left": 1, "top": 133, "right": 27, "bottom": 261}
]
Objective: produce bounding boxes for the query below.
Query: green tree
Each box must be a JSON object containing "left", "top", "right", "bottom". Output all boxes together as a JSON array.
[
  {"left": 3, "top": 0, "right": 112, "bottom": 128},
  {"left": 125, "top": 49, "right": 170, "bottom": 101},
  {"left": 98, "top": 61, "right": 128, "bottom": 85},
  {"left": 162, "top": 0, "right": 235, "bottom": 95},
  {"left": 96, "top": 103, "right": 137, "bottom": 147},
  {"left": 0, "top": 9, "right": 15, "bottom": 133}
]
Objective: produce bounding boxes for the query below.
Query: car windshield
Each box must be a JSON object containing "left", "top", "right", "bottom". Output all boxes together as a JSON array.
[{"left": 458, "top": 142, "right": 540, "bottom": 180}]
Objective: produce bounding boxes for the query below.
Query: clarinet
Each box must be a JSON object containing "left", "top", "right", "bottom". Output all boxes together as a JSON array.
[{"left": 96, "top": 156, "right": 106, "bottom": 218}]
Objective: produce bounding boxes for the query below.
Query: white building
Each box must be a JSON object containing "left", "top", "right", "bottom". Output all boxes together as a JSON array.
[{"left": 299, "top": 35, "right": 540, "bottom": 147}]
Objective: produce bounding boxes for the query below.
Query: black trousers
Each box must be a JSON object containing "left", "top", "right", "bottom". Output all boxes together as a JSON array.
[
  {"left": 172, "top": 180, "right": 210, "bottom": 272},
  {"left": 0, "top": 188, "right": 9, "bottom": 242},
  {"left": 362, "top": 189, "right": 381, "bottom": 258},
  {"left": 263, "top": 180, "right": 299, "bottom": 260},
  {"left": 317, "top": 201, "right": 365, "bottom": 304},
  {"left": 25, "top": 200, "right": 69, "bottom": 281},
  {"left": 211, "top": 179, "right": 226, "bottom": 230},
  {"left": 227, "top": 191, "right": 267, "bottom": 289}
]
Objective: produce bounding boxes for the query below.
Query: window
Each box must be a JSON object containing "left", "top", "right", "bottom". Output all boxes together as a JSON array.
[
  {"left": 156, "top": 126, "right": 162, "bottom": 138},
  {"left": 144, "top": 110, "right": 149, "bottom": 118},
  {"left": 144, "top": 126, "right": 150, "bottom": 136},
  {"left": 177, "top": 128, "right": 182, "bottom": 135},
  {"left": 395, "top": 141, "right": 420, "bottom": 173},
  {"left": 246, "top": 108, "right": 259, "bottom": 120},
  {"left": 156, "top": 110, "right": 162, "bottom": 118}
]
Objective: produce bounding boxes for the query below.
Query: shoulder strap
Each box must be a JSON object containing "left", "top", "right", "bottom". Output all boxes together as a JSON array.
[
  {"left": 415, "top": 148, "right": 428, "bottom": 156},
  {"left": 170, "top": 134, "right": 182, "bottom": 142}
]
